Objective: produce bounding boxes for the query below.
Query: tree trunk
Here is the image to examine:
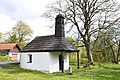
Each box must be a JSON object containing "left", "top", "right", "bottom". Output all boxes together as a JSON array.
[
  {"left": 117, "top": 40, "right": 120, "bottom": 63},
  {"left": 85, "top": 43, "right": 93, "bottom": 65},
  {"left": 109, "top": 44, "right": 117, "bottom": 63},
  {"left": 117, "top": 54, "right": 119, "bottom": 63},
  {"left": 103, "top": 52, "right": 106, "bottom": 62}
]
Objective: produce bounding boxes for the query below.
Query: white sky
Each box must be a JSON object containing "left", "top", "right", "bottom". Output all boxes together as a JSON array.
[
  {"left": 0, "top": 0, "right": 120, "bottom": 39},
  {"left": 0, "top": 0, "right": 57, "bottom": 38}
]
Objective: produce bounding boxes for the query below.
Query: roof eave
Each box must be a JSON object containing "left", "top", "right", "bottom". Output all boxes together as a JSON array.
[{"left": 21, "top": 50, "right": 79, "bottom": 53}]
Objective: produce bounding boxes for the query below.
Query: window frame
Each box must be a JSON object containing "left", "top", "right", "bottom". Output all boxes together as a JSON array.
[{"left": 27, "top": 54, "right": 32, "bottom": 63}]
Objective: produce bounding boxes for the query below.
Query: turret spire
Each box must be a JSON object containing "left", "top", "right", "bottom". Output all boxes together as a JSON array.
[{"left": 55, "top": 14, "right": 65, "bottom": 37}]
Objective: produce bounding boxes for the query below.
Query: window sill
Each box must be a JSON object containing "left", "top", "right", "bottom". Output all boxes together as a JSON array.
[{"left": 27, "top": 62, "right": 32, "bottom": 63}]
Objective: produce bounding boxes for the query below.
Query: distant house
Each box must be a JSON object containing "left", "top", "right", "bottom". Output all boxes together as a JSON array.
[
  {"left": 0, "top": 43, "right": 21, "bottom": 60},
  {"left": 20, "top": 14, "right": 79, "bottom": 73}
]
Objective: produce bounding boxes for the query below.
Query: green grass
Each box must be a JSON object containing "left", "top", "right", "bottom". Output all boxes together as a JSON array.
[
  {"left": 0, "top": 54, "right": 12, "bottom": 62},
  {"left": 0, "top": 62, "right": 120, "bottom": 80}
]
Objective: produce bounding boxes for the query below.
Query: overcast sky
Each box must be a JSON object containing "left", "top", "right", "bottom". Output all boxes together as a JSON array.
[
  {"left": 0, "top": 0, "right": 120, "bottom": 39},
  {"left": 0, "top": 0, "right": 57, "bottom": 38}
]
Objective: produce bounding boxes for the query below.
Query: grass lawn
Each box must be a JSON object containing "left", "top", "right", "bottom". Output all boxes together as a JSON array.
[
  {"left": 0, "top": 62, "right": 120, "bottom": 80},
  {"left": 0, "top": 54, "right": 12, "bottom": 62}
]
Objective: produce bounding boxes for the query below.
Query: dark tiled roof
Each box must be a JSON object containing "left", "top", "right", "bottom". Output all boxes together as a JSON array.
[{"left": 21, "top": 35, "right": 79, "bottom": 52}]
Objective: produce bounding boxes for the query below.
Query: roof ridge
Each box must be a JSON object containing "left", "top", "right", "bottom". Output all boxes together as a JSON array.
[
  {"left": 0, "top": 43, "right": 17, "bottom": 44},
  {"left": 36, "top": 35, "right": 54, "bottom": 38}
]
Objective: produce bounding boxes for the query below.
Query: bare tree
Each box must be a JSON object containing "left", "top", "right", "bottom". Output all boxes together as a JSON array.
[{"left": 44, "top": 0, "right": 120, "bottom": 64}]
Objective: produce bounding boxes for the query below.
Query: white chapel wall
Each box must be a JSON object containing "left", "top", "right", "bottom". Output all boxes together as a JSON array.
[
  {"left": 49, "top": 52, "right": 69, "bottom": 73},
  {"left": 20, "top": 52, "right": 50, "bottom": 72},
  {"left": 20, "top": 51, "right": 69, "bottom": 73},
  {"left": 63, "top": 52, "right": 69, "bottom": 70},
  {"left": 49, "top": 52, "right": 60, "bottom": 73}
]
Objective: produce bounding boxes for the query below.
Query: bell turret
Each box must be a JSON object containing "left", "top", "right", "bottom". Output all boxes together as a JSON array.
[{"left": 55, "top": 14, "right": 65, "bottom": 37}]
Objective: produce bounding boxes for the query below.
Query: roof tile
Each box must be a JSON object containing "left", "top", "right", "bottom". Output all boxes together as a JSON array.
[
  {"left": 0, "top": 43, "right": 17, "bottom": 50},
  {"left": 22, "top": 35, "right": 79, "bottom": 52}
]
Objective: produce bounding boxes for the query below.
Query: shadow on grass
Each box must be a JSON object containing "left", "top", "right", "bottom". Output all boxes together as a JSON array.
[
  {"left": 90, "top": 67, "right": 120, "bottom": 80},
  {"left": 102, "top": 63, "right": 120, "bottom": 70}
]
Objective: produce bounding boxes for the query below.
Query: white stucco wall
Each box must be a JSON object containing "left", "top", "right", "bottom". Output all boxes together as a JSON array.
[
  {"left": 20, "top": 52, "right": 50, "bottom": 72},
  {"left": 63, "top": 52, "right": 69, "bottom": 70},
  {"left": 9, "top": 52, "right": 20, "bottom": 60},
  {"left": 49, "top": 52, "right": 60, "bottom": 73},
  {"left": 49, "top": 52, "right": 69, "bottom": 73},
  {"left": 9, "top": 52, "right": 12, "bottom": 57},
  {"left": 20, "top": 52, "right": 69, "bottom": 73}
]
